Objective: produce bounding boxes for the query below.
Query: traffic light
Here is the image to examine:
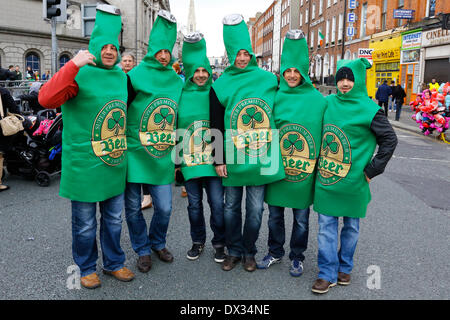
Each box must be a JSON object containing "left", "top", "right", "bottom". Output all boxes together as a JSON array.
[{"left": 43, "top": 0, "right": 62, "bottom": 20}]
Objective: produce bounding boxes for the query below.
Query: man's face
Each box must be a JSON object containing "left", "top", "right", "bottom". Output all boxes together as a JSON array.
[
  {"left": 337, "top": 78, "right": 354, "bottom": 94},
  {"left": 432, "top": 78, "right": 436, "bottom": 83},
  {"left": 15, "top": 66, "right": 20, "bottom": 71},
  {"left": 235, "top": 50, "right": 251, "bottom": 69},
  {"left": 155, "top": 49, "right": 171, "bottom": 67},
  {"left": 283, "top": 68, "right": 302, "bottom": 88},
  {"left": 101, "top": 44, "right": 118, "bottom": 68},
  {"left": 121, "top": 55, "right": 135, "bottom": 73},
  {"left": 192, "top": 67, "right": 210, "bottom": 87}
]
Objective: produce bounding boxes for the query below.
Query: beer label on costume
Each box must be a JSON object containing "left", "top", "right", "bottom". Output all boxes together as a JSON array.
[
  {"left": 279, "top": 124, "right": 316, "bottom": 182},
  {"left": 91, "top": 100, "right": 127, "bottom": 166},
  {"left": 230, "top": 98, "right": 273, "bottom": 157},
  {"left": 139, "top": 98, "right": 177, "bottom": 158},
  {"left": 317, "top": 124, "right": 352, "bottom": 185},
  {"left": 182, "top": 120, "right": 214, "bottom": 166}
]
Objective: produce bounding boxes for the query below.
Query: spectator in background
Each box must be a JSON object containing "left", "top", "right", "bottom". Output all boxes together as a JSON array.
[
  {"left": 25, "top": 66, "right": 34, "bottom": 80},
  {"left": 0, "top": 86, "right": 21, "bottom": 192},
  {"left": 393, "top": 83, "right": 406, "bottom": 121},
  {"left": 429, "top": 78, "right": 440, "bottom": 91},
  {"left": 375, "top": 80, "right": 392, "bottom": 116},
  {"left": 34, "top": 71, "right": 40, "bottom": 81},
  {"left": 42, "top": 70, "right": 51, "bottom": 81},
  {"left": 18, "top": 82, "right": 44, "bottom": 113},
  {"left": 388, "top": 81, "right": 396, "bottom": 112},
  {"left": 7, "top": 66, "right": 15, "bottom": 86},
  {"left": 121, "top": 53, "right": 136, "bottom": 74}
]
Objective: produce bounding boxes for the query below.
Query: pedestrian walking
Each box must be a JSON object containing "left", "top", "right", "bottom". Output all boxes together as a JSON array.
[
  {"left": 393, "top": 84, "right": 406, "bottom": 121},
  {"left": 210, "top": 14, "right": 285, "bottom": 272},
  {"left": 261, "top": 30, "right": 327, "bottom": 277},
  {"left": 375, "top": 80, "right": 392, "bottom": 116},
  {"left": 388, "top": 81, "right": 396, "bottom": 112},
  {"left": 125, "top": 10, "right": 183, "bottom": 270},
  {"left": 312, "top": 58, "right": 398, "bottom": 294},
  {"left": 38, "top": 4, "right": 134, "bottom": 289}
]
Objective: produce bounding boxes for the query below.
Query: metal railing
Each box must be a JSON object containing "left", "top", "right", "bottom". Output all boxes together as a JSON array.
[{"left": 0, "top": 80, "right": 48, "bottom": 115}]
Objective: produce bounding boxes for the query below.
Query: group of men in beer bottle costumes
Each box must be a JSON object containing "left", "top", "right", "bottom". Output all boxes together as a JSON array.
[{"left": 39, "top": 5, "right": 397, "bottom": 294}]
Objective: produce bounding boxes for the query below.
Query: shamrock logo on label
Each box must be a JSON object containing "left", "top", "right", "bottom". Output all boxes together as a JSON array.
[
  {"left": 154, "top": 107, "right": 174, "bottom": 130},
  {"left": 193, "top": 128, "right": 212, "bottom": 152},
  {"left": 242, "top": 107, "right": 264, "bottom": 129},
  {"left": 283, "top": 133, "right": 305, "bottom": 156},
  {"left": 322, "top": 134, "right": 339, "bottom": 157},
  {"left": 108, "top": 111, "right": 125, "bottom": 136}
]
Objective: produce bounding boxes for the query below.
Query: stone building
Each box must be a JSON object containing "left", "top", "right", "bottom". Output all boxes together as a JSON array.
[{"left": 0, "top": 0, "right": 173, "bottom": 77}]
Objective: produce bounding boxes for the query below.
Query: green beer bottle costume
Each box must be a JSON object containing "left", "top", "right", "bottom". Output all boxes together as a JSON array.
[
  {"left": 313, "top": 58, "right": 380, "bottom": 218},
  {"left": 177, "top": 33, "right": 217, "bottom": 181},
  {"left": 265, "top": 30, "right": 327, "bottom": 209},
  {"left": 127, "top": 11, "right": 183, "bottom": 185},
  {"left": 60, "top": 5, "right": 127, "bottom": 202},
  {"left": 212, "top": 14, "right": 285, "bottom": 187}
]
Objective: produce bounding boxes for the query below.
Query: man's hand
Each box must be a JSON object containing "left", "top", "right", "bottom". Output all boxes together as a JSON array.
[
  {"left": 72, "top": 50, "right": 96, "bottom": 68},
  {"left": 365, "top": 174, "right": 371, "bottom": 183},
  {"left": 215, "top": 165, "right": 227, "bottom": 178}
]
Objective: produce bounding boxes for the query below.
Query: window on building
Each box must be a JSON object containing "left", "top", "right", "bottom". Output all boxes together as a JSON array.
[
  {"left": 305, "top": 9, "right": 309, "bottom": 23},
  {"left": 332, "top": 16, "right": 336, "bottom": 43},
  {"left": 312, "top": 3, "right": 316, "bottom": 20},
  {"left": 382, "top": 0, "right": 387, "bottom": 31},
  {"left": 25, "top": 52, "right": 40, "bottom": 74},
  {"left": 326, "top": 19, "right": 330, "bottom": 45},
  {"left": 81, "top": 4, "right": 96, "bottom": 37},
  {"left": 300, "top": 12, "right": 303, "bottom": 26},
  {"left": 319, "top": 0, "right": 323, "bottom": 15},
  {"left": 397, "top": 0, "right": 404, "bottom": 27},
  {"left": 338, "top": 13, "right": 343, "bottom": 41},
  {"left": 59, "top": 54, "right": 70, "bottom": 69},
  {"left": 327, "top": 0, "right": 331, "bottom": 8},
  {"left": 310, "top": 31, "right": 315, "bottom": 49},
  {"left": 427, "top": 0, "right": 436, "bottom": 17},
  {"left": 360, "top": 3, "right": 368, "bottom": 37}
]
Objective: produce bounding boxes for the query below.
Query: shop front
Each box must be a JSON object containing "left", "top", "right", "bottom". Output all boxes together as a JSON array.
[
  {"left": 367, "top": 35, "right": 402, "bottom": 99},
  {"left": 400, "top": 29, "right": 422, "bottom": 103},
  {"left": 420, "top": 28, "right": 450, "bottom": 86}
]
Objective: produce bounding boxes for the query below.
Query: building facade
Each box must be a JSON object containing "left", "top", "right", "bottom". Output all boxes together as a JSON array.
[{"left": 0, "top": 0, "right": 171, "bottom": 77}]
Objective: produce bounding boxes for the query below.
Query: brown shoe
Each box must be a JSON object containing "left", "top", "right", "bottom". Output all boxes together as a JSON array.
[
  {"left": 222, "top": 255, "right": 241, "bottom": 271},
  {"left": 103, "top": 267, "right": 135, "bottom": 282},
  {"left": 141, "top": 195, "right": 153, "bottom": 209},
  {"left": 80, "top": 273, "right": 101, "bottom": 289},
  {"left": 243, "top": 256, "right": 257, "bottom": 272},
  {"left": 137, "top": 255, "right": 152, "bottom": 273},
  {"left": 181, "top": 190, "right": 187, "bottom": 198},
  {"left": 152, "top": 248, "right": 174, "bottom": 263},
  {"left": 311, "top": 278, "right": 337, "bottom": 294},
  {"left": 338, "top": 272, "right": 351, "bottom": 285}
]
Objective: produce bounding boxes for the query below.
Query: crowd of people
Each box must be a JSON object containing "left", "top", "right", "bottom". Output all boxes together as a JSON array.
[{"left": 1, "top": 5, "right": 400, "bottom": 295}]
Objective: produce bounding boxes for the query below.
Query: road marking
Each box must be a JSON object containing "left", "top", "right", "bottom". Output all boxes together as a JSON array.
[{"left": 392, "top": 155, "right": 450, "bottom": 163}]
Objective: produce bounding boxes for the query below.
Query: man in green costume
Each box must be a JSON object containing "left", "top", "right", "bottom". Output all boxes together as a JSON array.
[
  {"left": 124, "top": 10, "right": 183, "bottom": 270},
  {"left": 311, "top": 58, "right": 398, "bottom": 294},
  {"left": 210, "top": 14, "right": 285, "bottom": 272},
  {"left": 38, "top": 4, "right": 134, "bottom": 289},
  {"left": 177, "top": 32, "right": 226, "bottom": 262},
  {"left": 260, "top": 30, "right": 326, "bottom": 277}
]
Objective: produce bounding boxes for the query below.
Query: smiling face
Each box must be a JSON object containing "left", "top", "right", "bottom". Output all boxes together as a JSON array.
[
  {"left": 337, "top": 78, "right": 354, "bottom": 94},
  {"left": 101, "top": 44, "right": 118, "bottom": 68},
  {"left": 155, "top": 49, "right": 171, "bottom": 67},
  {"left": 234, "top": 49, "right": 251, "bottom": 69},
  {"left": 192, "top": 67, "right": 210, "bottom": 87},
  {"left": 283, "top": 68, "right": 302, "bottom": 88}
]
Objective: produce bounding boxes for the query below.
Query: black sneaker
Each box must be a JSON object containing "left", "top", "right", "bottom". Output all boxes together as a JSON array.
[
  {"left": 187, "top": 243, "right": 205, "bottom": 260},
  {"left": 214, "top": 247, "right": 226, "bottom": 263}
]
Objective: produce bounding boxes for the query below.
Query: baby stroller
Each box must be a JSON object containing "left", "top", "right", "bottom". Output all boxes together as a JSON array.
[{"left": 5, "top": 109, "right": 62, "bottom": 186}]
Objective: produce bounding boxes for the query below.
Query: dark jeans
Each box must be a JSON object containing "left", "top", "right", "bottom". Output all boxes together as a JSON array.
[
  {"left": 378, "top": 100, "right": 389, "bottom": 116},
  {"left": 224, "top": 185, "right": 265, "bottom": 258},
  {"left": 267, "top": 205, "right": 310, "bottom": 261},
  {"left": 184, "top": 177, "right": 225, "bottom": 248},
  {"left": 395, "top": 102, "right": 403, "bottom": 121}
]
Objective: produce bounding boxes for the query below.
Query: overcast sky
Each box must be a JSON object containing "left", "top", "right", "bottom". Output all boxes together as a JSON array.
[{"left": 169, "top": 0, "right": 274, "bottom": 57}]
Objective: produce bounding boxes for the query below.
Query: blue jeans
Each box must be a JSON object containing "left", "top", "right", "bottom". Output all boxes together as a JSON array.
[
  {"left": 71, "top": 193, "right": 125, "bottom": 277},
  {"left": 184, "top": 177, "right": 225, "bottom": 248},
  {"left": 224, "top": 185, "right": 265, "bottom": 258},
  {"left": 395, "top": 101, "right": 403, "bottom": 121},
  {"left": 267, "top": 205, "right": 310, "bottom": 261},
  {"left": 317, "top": 213, "right": 360, "bottom": 283},
  {"left": 125, "top": 183, "right": 172, "bottom": 255}
]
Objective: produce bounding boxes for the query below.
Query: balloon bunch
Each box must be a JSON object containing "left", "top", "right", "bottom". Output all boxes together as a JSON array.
[{"left": 410, "top": 82, "right": 450, "bottom": 136}]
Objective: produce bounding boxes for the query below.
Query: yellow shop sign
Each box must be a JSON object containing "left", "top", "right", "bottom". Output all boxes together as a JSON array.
[{"left": 372, "top": 48, "right": 400, "bottom": 61}]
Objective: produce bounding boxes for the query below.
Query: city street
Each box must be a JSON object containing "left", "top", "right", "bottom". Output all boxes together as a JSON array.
[{"left": 0, "top": 126, "right": 449, "bottom": 302}]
